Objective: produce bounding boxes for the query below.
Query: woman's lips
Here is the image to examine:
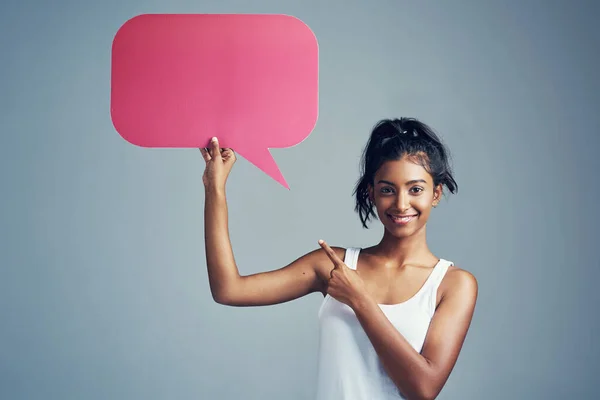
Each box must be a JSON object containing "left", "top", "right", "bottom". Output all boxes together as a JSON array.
[{"left": 387, "top": 214, "right": 418, "bottom": 225}]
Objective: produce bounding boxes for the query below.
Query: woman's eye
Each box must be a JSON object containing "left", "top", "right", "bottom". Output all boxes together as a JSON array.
[
  {"left": 411, "top": 187, "right": 424, "bottom": 193},
  {"left": 381, "top": 187, "right": 393, "bottom": 194}
]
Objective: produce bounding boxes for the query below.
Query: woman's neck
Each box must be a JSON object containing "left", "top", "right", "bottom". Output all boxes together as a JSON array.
[{"left": 366, "top": 226, "right": 435, "bottom": 268}]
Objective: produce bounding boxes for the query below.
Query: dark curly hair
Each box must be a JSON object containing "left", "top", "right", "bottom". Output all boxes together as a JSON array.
[{"left": 353, "top": 118, "right": 458, "bottom": 229}]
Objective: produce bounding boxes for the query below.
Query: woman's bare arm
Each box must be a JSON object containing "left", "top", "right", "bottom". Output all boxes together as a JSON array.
[
  {"left": 205, "top": 185, "right": 337, "bottom": 306},
  {"left": 201, "top": 137, "right": 339, "bottom": 307}
]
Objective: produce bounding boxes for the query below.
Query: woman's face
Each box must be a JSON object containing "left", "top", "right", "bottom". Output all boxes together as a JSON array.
[{"left": 369, "top": 156, "right": 442, "bottom": 237}]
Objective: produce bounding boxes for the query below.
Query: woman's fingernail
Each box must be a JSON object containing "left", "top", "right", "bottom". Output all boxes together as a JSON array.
[{"left": 211, "top": 137, "right": 217, "bottom": 142}]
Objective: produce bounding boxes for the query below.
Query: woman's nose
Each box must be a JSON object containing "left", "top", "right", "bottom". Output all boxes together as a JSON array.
[{"left": 395, "top": 192, "right": 410, "bottom": 211}]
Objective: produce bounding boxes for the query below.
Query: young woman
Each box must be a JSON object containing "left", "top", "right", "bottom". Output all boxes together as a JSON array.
[{"left": 201, "top": 118, "right": 478, "bottom": 400}]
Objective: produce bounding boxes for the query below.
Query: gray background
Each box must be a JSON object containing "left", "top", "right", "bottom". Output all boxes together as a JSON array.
[{"left": 1, "top": 0, "right": 598, "bottom": 399}]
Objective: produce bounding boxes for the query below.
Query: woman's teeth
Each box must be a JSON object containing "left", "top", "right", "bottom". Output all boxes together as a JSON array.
[{"left": 388, "top": 214, "right": 417, "bottom": 224}]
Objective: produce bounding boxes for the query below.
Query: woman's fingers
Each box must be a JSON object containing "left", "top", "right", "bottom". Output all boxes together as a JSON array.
[
  {"left": 221, "top": 148, "right": 236, "bottom": 163},
  {"left": 209, "top": 137, "right": 221, "bottom": 160},
  {"left": 199, "top": 148, "right": 211, "bottom": 163},
  {"left": 318, "top": 240, "right": 343, "bottom": 268},
  {"left": 201, "top": 138, "right": 236, "bottom": 166}
]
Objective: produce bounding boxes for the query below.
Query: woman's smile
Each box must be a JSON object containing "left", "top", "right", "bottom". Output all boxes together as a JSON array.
[{"left": 387, "top": 213, "right": 418, "bottom": 225}]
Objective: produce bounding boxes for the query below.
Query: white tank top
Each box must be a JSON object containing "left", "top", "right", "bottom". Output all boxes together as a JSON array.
[{"left": 315, "top": 247, "right": 453, "bottom": 399}]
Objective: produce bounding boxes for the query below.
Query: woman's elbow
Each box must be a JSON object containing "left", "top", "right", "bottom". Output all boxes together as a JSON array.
[
  {"left": 211, "top": 287, "right": 234, "bottom": 305},
  {"left": 414, "top": 381, "right": 442, "bottom": 400}
]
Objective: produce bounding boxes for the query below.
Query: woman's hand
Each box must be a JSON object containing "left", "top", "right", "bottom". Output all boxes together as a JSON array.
[
  {"left": 200, "top": 137, "right": 236, "bottom": 191},
  {"left": 318, "top": 240, "right": 371, "bottom": 310}
]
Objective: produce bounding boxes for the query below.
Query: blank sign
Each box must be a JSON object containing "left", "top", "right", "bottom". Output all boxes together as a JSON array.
[{"left": 110, "top": 14, "right": 319, "bottom": 189}]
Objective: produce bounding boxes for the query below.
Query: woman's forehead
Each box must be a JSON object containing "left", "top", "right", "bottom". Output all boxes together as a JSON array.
[{"left": 375, "top": 159, "right": 432, "bottom": 183}]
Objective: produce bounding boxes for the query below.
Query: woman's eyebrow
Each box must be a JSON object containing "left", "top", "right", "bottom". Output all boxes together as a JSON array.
[
  {"left": 377, "top": 179, "right": 427, "bottom": 186},
  {"left": 405, "top": 179, "right": 427, "bottom": 185}
]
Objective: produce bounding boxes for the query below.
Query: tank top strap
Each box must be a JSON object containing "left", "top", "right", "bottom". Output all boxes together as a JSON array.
[
  {"left": 426, "top": 259, "right": 453, "bottom": 289},
  {"left": 343, "top": 247, "right": 360, "bottom": 270},
  {"left": 318, "top": 247, "right": 360, "bottom": 319},
  {"left": 420, "top": 259, "right": 454, "bottom": 316}
]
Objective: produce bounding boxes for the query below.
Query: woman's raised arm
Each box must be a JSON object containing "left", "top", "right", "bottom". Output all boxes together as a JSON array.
[{"left": 201, "top": 137, "right": 339, "bottom": 306}]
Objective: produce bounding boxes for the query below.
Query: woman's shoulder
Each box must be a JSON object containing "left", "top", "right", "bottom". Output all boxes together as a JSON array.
[{"left": 441, "top": 265, "right": 478, "bottom": 299}]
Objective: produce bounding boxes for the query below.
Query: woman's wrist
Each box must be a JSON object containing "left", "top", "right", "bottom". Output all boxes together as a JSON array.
[
  {"left": 351, "top": 290, "right": 376, "bottom": 313},
  {"left": 205, "top": 183, "right": 227, "bottom": 196}
]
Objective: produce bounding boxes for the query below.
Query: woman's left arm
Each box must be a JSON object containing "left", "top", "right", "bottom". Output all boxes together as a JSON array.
[{"left": 352, "top": 268, "right": 478, "bottom": 400}]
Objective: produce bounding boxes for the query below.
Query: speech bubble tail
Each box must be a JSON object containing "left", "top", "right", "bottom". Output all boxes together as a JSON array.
[{"left": 236, "top": 147, "right": 290, "bottom": 190}]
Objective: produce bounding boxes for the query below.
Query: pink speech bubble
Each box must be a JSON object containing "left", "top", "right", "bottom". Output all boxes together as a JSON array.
[{"left": 110, "top": 14, "right": 319, "bottom": 189}]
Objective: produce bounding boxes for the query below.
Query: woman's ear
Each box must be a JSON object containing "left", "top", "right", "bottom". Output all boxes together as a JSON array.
[
  {"left": 368, "top": 184, "right": 374, "bottom": 202},
  {"left": 433, "top": 184, "right": 443, "bottom": 206}
]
